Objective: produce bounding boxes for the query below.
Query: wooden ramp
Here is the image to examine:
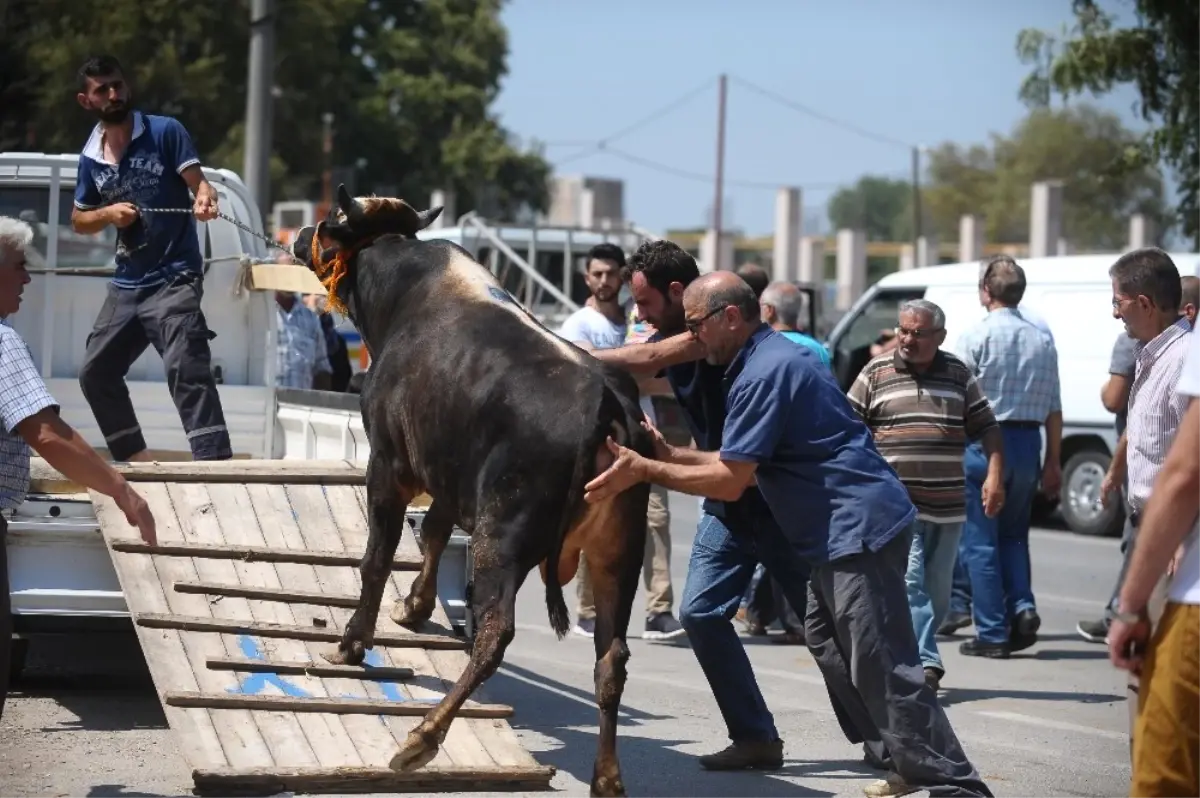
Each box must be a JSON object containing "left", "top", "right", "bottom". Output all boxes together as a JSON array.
[{"left": 55, "top": 459, "right": 553, "bottom": 796}]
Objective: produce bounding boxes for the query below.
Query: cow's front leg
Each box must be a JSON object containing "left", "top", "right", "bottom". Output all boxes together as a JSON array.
[
  {"left": 389, "top": 525, "right": 521, "bottom": 772},
  {"left": 325, "top": 456, "right": 408, "bottom": 666},
  {"left": 391, "top": 500, "right": 453, "bottom": 628}
]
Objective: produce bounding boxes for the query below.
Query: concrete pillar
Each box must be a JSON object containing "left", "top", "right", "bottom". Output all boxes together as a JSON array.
[
  {"left": 429, "top": 189, "right": 456, "bottom": 229},
  {"left": 1029, "top": 180, "right": 1064, "bottom": 258},
  {"left": 700, "top": 229, "right": 733, "bottom": 273},
  {"left": 798, "top": 235, "right": 824, "bottom": 284},
  {"left": 772, "top": 187, "right": 802, "bottom": 283},
  {"left": 1128, "top": 214, "right": 1156, "bottom": 250},
  {"left": 835, "top": 229, "right": 866, "bottom": 311},
  {"left": 579, "top": 188, "right": 596, "bottom": 228},
  {"left": 899, "top": 244, "right": 915, "bottom": 272},
  {"left": 959, "top": 214, "right": 984, "bottom": 263},
  {"left": 917, "top": 235, "right": 939, "bottom": 268}
]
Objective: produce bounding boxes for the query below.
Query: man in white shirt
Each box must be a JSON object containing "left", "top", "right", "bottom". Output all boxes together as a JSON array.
[{"left": 558, "top": 244, "right": 684, "bottom": 642}]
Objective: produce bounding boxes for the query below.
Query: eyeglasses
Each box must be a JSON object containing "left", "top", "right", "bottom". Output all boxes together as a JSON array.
[
  {"left": 685, "top": 305, "right": 728, "bottom": 336},
  {"left": 894, "top": 326, "right": 943, "bottom": 340}
]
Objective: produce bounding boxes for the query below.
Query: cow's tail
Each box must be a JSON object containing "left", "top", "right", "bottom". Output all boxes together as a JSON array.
[{"left": 545, "top": 385, "right": 626, "bottom": 640}]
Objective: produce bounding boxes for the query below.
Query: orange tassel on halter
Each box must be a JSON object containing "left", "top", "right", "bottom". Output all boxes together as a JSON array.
[{"left": 310, "top": 232, "right": 380, "bottom": 316}]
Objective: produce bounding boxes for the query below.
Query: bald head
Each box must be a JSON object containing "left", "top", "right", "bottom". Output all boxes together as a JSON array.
[{"left": 682, "top": 272, "right": 762, "bottom": 365}]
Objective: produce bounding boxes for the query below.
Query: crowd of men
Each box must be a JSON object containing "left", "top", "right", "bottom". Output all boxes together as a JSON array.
[{"left": 0, "top": 51, "right": 1195, "bottom": 798}]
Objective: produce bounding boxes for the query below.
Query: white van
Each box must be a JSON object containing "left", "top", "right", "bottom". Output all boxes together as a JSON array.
[{"left": 823, "top": 251, "right": 1199, "bottom": 538}]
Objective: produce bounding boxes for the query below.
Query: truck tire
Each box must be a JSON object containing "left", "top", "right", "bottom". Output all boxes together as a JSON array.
[
  {"left": 9, "top": 636, "right": 29, "bottom": 684},
  {"left": 1060, "top": 450, "right": 1124, "bottom": 538}
]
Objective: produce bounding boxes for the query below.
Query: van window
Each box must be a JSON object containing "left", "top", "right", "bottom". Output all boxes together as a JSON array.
[
  {"left": 0, "top": 185, "right": 117, "bottom": 270},
  {"left": 830, "top": 287, "right": 927, "bottom": 391}
]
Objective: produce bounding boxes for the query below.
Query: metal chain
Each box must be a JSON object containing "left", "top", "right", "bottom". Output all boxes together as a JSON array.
[{"left": 136, "top": 204, "right": 298, "bottom": 261}]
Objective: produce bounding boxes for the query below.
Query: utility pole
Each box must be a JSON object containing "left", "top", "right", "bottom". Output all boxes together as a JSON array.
[
  {"left": 242, "top": 0, "right": 276, "bottom": 222},
  {"left": 321, "top": 112, "right": 335, "bottom": 214},
  {"left": 712, "top": 73, "right": 727, "bottom": 269},
  {"left": 911, "top": 145, "right": 922, "bottom": 257}
]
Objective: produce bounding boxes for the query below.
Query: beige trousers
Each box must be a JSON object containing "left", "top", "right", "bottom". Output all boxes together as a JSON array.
[{"left": 576, "top": 483, "right": 673, "bottom": 620}]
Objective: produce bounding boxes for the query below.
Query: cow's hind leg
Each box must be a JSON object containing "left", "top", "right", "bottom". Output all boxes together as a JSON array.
[
  {"left": 325, "top": 456, "right": 408, "bottom": 666},
  {"left": 389, "top": 522, "right": 521, "bottom": 772},
  {"left": 585, "top": 488, "right": 648, "bottom": 798},
  {"left": 391, "top": 500, "right": 453, "bottom": 628}
]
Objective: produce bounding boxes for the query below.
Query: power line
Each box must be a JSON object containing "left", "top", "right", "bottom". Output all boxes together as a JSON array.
[
  {"left": 566, "top": 144, "right": 852, "bottom": 193},
  {"left": 729, "top": 74, "right": 914, "bottom": 151},
  {"left": 553, "top": 76, "right": 717, "bottom": 167}
]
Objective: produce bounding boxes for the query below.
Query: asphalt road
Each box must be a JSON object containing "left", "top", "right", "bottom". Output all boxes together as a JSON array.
[{"left": 0, "top": 492, "right": 1132, "bottom": 797}]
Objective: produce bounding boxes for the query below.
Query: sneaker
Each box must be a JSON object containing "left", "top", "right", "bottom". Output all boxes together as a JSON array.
[
  {"left": 1076, "top": 619, "right": 1110, "bottom": 644},
  {"left": 936, "top": 611, "right": 972, "bottom": 636},
  {"left": 644, "top": 612, "right": 687, "bottom": 641},
  {"left": 572, "top": 617, "right": 595, "bottom": 638},
  {"left": 959, "top": 638, "right": 1010, "bottom": 659},
  {"left": 698, "top": 739, "right": 783, "bottom": 771},
  {"left": 923, "top": 666, "right": 942, "bottom": 691},
  {"left": 863, "top": 772, "right": 918, "bottom": 798}
]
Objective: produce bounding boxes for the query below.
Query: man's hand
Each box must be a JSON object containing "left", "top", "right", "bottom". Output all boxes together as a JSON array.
[
  {"left": 1100, "top": 469, "right": 1121, "bottom": 509},
  {"left": 193, "top": 183, "right": 219, "bottom": 222},
  {"left": 1108, "top": 612, "right": 1150, "bottom": 674},
  {"left": 981, "top": 472, "right": 1005, "bottom": 518},
  {"left": 640, "top": 417, "right": 671, "bottom": 460},
  {"left": 584, "top": 437, "right": 647, "bottom": 503},
  {"left": 107, "top": 202, "right": 139, "bottom": 229},
  {"left": 1041, "top": 458, "right": 1062, "bottom": 497},
  {"left": 1167, "top": 543, "right": 1186, "bottom": 578},
  {"left": 114, "top": 482, "right": 157, "bottom": 546}
]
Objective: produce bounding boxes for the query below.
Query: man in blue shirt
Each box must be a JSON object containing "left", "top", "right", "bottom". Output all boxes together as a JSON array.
[
  {"left": 760, "top": 279, "right": 830, "bottom": 367},
  {"left": 587, "top": 270, "right": 992, "bottom": 798},
  {"left": 587, "top": 242, "right": 900, "bottom": 779},
  {"left": 69, "top": 55, "right": 232, "bottom": 462}
]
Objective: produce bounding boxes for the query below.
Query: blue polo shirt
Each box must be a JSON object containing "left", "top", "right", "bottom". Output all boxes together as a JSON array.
[
  {"left": 73, "top": 111, "right": 204, "bottom": 289},
  {"left": 653, "top": 334, "right": 774, "bottom": 522},
  {"left": 719, "top": 324, "right": 916, "bottom": 564}
]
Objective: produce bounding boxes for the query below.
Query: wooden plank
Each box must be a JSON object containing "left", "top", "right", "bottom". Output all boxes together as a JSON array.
[
  {"left": 205, "top": 481, "right": 364, "bottom": 769},
  {"left": 169, "top": 481, "right": 322, "bottom": 768},
  {"left": 33, "top": 458, "right": 366, "bottom": 491},
  {"left": 135, "top": 613, "right": 468, "bottom": 649},
  {"left": 93, "top": 485, "right": 274, "bottom": 769},
  {"left": 110, "top": 540, "right": 422, "bottom": 570},
  {"left": 192, "top": 765, "right": 556, "bottom": 796},
  {"left": 177, "top": 581, "right": 362, "bottom": 607},
  {"left": 207, "top": 657, "right": 415, "bottom": 681},
  {"left": 165, "top": 692, "right": 513, "bottom": 718}
]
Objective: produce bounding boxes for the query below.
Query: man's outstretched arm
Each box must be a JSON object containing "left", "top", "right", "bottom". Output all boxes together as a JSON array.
[{"left": 588, "top": 332, "right": 706, "bottom": 375}]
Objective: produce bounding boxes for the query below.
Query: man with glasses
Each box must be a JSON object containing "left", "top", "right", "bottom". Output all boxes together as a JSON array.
[
  {"left": 848, "top": 299, "right": 1005, "bottom": 691},
  {"left": 586, "top": 270, "right": 992, "bottom": 798},
  {"left": 952, "top": 255, "right": 1062, "bottom": 659}
]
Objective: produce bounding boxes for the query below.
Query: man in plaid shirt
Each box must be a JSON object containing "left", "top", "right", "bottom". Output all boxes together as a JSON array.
[{"left": 0, "top": 216, "right": 156, "bottom": 721}]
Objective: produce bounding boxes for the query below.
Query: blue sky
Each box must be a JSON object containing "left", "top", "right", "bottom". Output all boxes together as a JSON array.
[{"left": 492, "top": 0, "right": 1147, "bottom": 237}]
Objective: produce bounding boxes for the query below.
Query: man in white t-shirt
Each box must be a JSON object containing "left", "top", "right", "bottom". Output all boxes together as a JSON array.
[
  {"left": 1108, "top": 260, "right": 1199, "bottom": 797},
  {"left": 558, "top": 244, "right": 685, "bottom": 642}
]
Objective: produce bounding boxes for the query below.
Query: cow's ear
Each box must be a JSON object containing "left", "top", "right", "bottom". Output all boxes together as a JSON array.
[
  {"left": 415, "top": 206, "right": 444, "bottom": 231},
  {"left": 319, "top": 219, "right": 358, "bottom": 245},
  {"left": 292, "top": 226, "right": 317, "bottom": 267}
]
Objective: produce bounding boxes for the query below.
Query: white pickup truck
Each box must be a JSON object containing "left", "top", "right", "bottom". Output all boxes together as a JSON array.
[{"left": 0, "top": 153, "right": 470, "bottom": 677}]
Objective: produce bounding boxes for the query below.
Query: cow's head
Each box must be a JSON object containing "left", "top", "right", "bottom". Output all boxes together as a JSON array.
[{"left": 290, "top": 184, "right": 444, "bottom": 317}]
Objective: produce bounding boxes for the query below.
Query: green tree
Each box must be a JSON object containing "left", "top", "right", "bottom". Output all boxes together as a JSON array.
[
  {"left": 922, "top": 104, "right": 1167, "bottom": 250},
  {"left": 1017, "top": 0, "right": 1199, "bottom": 245},
  {"left": 0, "top": 0, "right": 550, "bottom": 220},
  {"left": 826, "top": 176, "right": 913, "bottom": 242}
]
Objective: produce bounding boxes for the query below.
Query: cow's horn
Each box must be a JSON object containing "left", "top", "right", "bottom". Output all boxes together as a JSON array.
[
  {"left": 415, "top": 206, "right": 444, "bottom": 231},
  {"left": 336, "top": 184, "right": 365, "bottom": 223}
]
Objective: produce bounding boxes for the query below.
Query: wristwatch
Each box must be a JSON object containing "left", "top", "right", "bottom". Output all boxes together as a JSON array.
[{"left": 1112, "top": 610, "right": 1146, "bottom": 624}]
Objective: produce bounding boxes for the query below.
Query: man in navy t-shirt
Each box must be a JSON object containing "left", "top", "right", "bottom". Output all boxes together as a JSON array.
[
  {"left": 69, "top": 55, "right": 231, "bottom": 462},
  {"left": 584, "top": 241, "right": 881, "bottom": 774},
  {"left": 587, "top": 270, "right": 993, "bottom": 798}
]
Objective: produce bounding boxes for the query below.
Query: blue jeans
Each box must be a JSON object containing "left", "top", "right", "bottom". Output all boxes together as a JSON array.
[
  {"left": 906, "top": 520, "right": 963, "bottom": 672},
  {"left": 680, "top": 510, "right": 874, "bottom": 749},
  {"left": 960, "top": 426, "right": 1042, "bottom": 643}
]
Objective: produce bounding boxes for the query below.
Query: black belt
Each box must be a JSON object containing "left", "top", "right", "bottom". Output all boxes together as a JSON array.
[
  {"left": 1000, "top": 420, "right": 1041, "bottom": 430},
  {"left": 1129, "top": 510, "right": 1141, "bottom": 529}
]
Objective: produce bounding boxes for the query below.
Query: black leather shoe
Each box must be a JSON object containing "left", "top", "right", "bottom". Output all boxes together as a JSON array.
[
  {"left": 959, "top": 638, "right": 1010, "bottom": 658},
  {"left": 937, "top": 611, "right": 972, "bottom": 636},
  {"left": 1013, "top": 608, "right": 1041, "bottom": 637}
]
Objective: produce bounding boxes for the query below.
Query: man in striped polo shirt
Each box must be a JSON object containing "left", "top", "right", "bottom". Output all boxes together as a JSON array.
[{"left": 848, "top": 299, "right": 1005, "bottom": 690}]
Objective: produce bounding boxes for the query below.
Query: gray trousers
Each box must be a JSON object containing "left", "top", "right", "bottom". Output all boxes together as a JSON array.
[{"left": 805, "top": 525, "right": 992, "bottom": 797}]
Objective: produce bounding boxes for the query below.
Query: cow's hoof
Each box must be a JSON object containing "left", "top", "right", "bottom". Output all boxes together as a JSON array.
[
  {"left": 390, "top": 597, "right": 432, "bottom": 629},
  {"left": 388, "top": 729, "right": 440, "bottom": 772},
  {"left": 321, "top": 640, "right": 365, "bottom": 666},
  {"left": 590, "top": 774, "right": 627, "bottom": 798}
]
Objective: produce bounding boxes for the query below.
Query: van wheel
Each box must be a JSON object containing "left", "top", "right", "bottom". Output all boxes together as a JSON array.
[{"left": 1060, "top": 451, "right": 1124, "bottom": 537}]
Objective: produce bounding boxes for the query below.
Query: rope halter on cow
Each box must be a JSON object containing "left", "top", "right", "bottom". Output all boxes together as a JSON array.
[{"left": 310, "top": 231, "right": 381, "bottom": 316}]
